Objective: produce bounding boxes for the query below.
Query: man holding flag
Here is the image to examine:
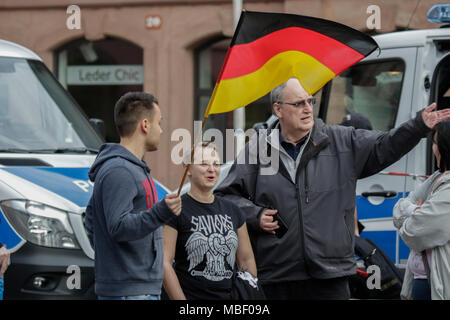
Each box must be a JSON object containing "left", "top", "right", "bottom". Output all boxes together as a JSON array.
[{"left": 209, "top": 11, "right": 450, "bottom": 299}]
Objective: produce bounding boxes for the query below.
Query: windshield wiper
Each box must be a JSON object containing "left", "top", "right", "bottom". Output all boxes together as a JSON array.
[
  {"left": 0, "top": 148, "right": 34, "bottom": 153},
  {"left": 0, "top": 147, "right": 99, "bottom": 154},
  {"left": 29, "top": 147, "right": 99, "bottom": 154}
]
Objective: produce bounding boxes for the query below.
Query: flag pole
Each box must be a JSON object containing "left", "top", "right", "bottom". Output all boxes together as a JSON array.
[
  {"left": 176, "top": 10, "right": 245, "bottom": 196},
  {"left": 175, "top": 115, "right": 207, "bottom": 196},
  {"left": 232, "top": 0, "right": 245, "bottom": 155},
  {"left": 176, "top": 84, "right": 220, "bottom": 196}
]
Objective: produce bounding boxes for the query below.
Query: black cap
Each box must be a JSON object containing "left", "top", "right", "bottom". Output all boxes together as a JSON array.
[{"left": 340, "top": 113, "right": 373, "bottom": 130}]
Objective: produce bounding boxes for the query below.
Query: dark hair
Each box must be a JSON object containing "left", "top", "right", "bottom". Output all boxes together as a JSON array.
[
  {"left": 114, "top": 92, "right": 158, "bottom": 137},
  {"left": 431, "top": 119, "right": 450, "bottom": 172}
]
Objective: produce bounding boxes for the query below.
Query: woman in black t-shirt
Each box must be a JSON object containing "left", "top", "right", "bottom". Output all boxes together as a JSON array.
[{"left": 163, "top": 142, "right": 257, "bottom": 300}]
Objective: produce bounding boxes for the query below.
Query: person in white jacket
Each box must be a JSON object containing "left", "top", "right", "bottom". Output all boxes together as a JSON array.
[{"left": 393, "top": 119, "right": 450, "bottom": 300}]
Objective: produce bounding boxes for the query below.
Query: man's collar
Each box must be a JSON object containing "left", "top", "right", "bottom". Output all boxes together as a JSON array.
[
  {"left": 308, "top": 118, "right": 328, "bottom": 147},
  {"left": 279, "top": 127, "right": 309, "bottom": 147},
  {"left": 267, "top": 118, "right": 329, "bottom": 148}
]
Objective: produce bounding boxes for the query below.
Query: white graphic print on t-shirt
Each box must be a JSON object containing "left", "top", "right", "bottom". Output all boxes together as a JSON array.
[{"left": 185, "top": 214, "right": 238, "bottom": 281}]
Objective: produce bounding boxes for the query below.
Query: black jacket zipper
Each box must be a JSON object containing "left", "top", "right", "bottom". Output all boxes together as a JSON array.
[{"left": 296, "top": 170, "right": 310, "bottom": 275}]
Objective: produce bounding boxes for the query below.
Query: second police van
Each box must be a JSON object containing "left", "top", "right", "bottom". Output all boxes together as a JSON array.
[{"left": 324, "top": 5, "right": 450, "bottom": 268}]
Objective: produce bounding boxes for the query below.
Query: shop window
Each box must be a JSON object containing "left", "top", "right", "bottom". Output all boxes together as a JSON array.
[{"left": 55, "top": 37, "right": 143, "bottom": 142}]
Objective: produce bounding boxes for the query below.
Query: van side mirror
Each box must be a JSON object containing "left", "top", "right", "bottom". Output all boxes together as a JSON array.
[{"left": 89, "top": 118, "right": 105, "bottom": 139}]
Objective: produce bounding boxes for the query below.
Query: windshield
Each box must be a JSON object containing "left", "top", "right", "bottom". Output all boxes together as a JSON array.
[
  {"left": 0, "top": 57, "right": 102, "bottom": 152},
  {"left": 324, "top": 59, "right": 405, "bottom": 131}
]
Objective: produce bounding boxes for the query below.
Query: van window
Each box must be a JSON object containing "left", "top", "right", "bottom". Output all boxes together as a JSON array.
[
  {"left": 0, "top": 57, "right": 102, "bottom": 151},
  {"left": 323, "top": 60, "right": 405, "bottom": 131}
]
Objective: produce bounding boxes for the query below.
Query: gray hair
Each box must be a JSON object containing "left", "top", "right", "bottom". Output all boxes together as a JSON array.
[
  {"left": 270, "top": 77, "right": 300, "bottom": 106},
  {"left": 270, "top": 82, "right": 287, "bottom": 105}
]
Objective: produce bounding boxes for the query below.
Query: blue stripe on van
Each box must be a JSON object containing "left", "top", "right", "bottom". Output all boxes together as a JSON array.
[
  {"left": 0, "top": 208, "right": 23, "bottom": 250},
  {"left": 2, "top": 167, "right": 169, "bottom": 208},
  {"left": 3, "top": 167, "right": 92, "bottom": 207},
  {"left": 356, "top": 193, "right": 411, "bottom": 264},
  {"left": 153, "top": 182, "right": 168, "bottom": 200},
  {"left": 1, "top": 167, "right": 169, "bottom": 251},
  {"left": 356, "top": 193, "right": 405, "bottom": 220},
  {"left": 359, "top": 231, "right": 397, "bottom": 262}
]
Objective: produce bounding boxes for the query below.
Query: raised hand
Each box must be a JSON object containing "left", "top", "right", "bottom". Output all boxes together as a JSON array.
[{"left": 422, "top": 103, "right": 450, "bottom": 129}]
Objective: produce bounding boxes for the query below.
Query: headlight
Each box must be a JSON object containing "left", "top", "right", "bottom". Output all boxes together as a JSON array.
[{"left": 1, "top": 200, "right": 80, "bottom": 249}]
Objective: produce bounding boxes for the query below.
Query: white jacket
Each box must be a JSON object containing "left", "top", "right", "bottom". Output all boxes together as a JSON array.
[{"left": 393, "top": 171, "right": 450, "bottom": 300}]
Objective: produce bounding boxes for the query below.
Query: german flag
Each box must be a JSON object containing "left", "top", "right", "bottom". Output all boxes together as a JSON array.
[{"left": 205, "top": 11, "right": 379, "bottom": 116}]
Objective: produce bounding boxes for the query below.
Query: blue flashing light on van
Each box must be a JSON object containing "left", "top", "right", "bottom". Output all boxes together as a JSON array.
[{"left": 427, "top": 4, "right": 450, "bottom": 24}]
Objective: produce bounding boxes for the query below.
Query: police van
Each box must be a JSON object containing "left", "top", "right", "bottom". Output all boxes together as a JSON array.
[
  {"left": 0, "top": 39, "right": 169, "bottom": 299},
  {"left": 327, "top": 5, "right": 450, "bottom": 268},
  {"left": 181, "top": 5, "right": 450, "bottom": 271}
]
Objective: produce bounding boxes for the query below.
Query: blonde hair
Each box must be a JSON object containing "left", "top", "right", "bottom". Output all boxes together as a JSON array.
[{"left": 182, "top": 141, "right": 219, "bottom": 165}]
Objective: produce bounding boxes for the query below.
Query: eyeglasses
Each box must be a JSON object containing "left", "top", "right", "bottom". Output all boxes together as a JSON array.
[{"left": 277, "top": 97, "right": 316, "bottom": 109}]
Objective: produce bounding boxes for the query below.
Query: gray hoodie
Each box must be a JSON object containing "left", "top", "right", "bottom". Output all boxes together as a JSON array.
[{"left": 84, "top": 143, "right": 175, "bottom": 297}]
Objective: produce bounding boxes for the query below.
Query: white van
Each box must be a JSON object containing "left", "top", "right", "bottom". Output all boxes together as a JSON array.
[
  {"left": 326, "top": 17, "right": 450, "bottom": 267},
  {"left": 0, "top": 39, "right": 169, "bottom": 299},
  {"left": 287, "top": 20, "right": 449, "bottom": 267}
]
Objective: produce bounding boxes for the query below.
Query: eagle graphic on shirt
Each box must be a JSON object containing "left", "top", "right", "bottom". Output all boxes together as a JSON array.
[{"left": 185, "top": 214, "right": 238, "bottom": 281}]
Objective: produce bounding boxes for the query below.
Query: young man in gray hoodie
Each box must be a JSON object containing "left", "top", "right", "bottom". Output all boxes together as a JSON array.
[{"left": 84, "top": 92, "right": 182, "bottom": 300}]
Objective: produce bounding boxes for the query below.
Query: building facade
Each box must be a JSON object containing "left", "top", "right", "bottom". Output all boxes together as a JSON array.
[{"left": 0, "top": 0, "right": 441, "bottom": 189}]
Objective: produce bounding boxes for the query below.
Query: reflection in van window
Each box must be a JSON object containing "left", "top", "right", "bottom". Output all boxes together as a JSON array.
[
  {"left": 0, "top": 57, "right": 102, "bottom": 151},
  {"left": 325, "top": 60, "right": 405, "bottom": 131}
]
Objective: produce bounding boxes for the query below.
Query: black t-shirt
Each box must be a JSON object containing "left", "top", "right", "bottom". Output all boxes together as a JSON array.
[{"left": 167, "top": 193, "right": 246, "bottom": 300}]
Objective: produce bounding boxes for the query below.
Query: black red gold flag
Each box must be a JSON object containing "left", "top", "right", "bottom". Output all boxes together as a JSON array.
[{"left": 204, "top": 10, "right": 379, "bottom": 116}]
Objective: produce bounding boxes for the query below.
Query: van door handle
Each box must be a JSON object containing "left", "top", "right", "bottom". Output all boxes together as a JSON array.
[{"left": 361, "top": 191, "right": 398, "bottom": 198}]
